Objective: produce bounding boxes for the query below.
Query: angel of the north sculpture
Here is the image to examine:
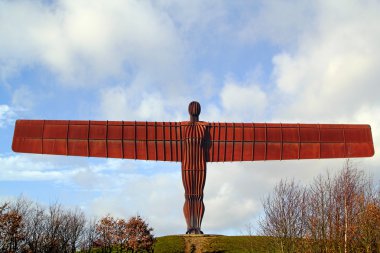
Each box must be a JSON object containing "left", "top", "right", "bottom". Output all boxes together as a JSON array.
[{"left": 12, "top": 101, "right": 374, "bottom": 234}]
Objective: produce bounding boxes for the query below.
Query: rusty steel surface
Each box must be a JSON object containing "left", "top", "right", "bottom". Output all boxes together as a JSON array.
[
  {"left": 11, "top": 101, "right": 375, "bottom": 234},
  {"left": 12, "top": 120, "right": 374, "bottom": 161}
]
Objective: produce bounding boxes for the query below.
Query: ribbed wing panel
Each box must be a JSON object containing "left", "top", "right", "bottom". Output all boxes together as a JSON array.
[
  {"left": 12, "top": 120, "right": 182, "bottom": 161},
  {"left": 206, "top": 123, "right": 374, "bottom": 162}
]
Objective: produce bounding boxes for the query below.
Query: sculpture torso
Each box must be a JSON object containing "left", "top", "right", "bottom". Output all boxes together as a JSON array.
[
  {"left": 182, "top": 122, "right": 207, "bottom": 172},
  {"left": 181, "top": 122, "right": 207, "bottom": 234}
]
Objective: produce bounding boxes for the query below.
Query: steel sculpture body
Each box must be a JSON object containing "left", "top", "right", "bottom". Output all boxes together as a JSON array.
[{"left": 12, "top": 101, "right": 375, "bottom": 234}]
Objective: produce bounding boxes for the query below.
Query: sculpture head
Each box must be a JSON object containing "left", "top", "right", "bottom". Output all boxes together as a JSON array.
[{"left": 188, "top": 101, "right": 201, "bottom": 122}]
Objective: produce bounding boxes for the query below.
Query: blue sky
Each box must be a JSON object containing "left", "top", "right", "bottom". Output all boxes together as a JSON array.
[{"left": 1, "top": 0, "right": 380, "bottom": 236}]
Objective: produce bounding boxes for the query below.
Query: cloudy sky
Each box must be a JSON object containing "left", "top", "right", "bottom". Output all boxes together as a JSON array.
[{"left": 1, "top": 0, "right": 379, "bottom": 236}]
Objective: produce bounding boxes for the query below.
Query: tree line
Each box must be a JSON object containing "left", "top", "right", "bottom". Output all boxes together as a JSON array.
[
  {"left": 0, "top": 198, "right": 154, "bottom": 253},
  {"left": 260, "top": 160, "right": 380, "bottom": 253}
]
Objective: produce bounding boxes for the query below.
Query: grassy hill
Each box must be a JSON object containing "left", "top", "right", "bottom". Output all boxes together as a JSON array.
[
  {"left": 86, "top": 235, "right": 278, "bottom": 252},
  {"left": 154, "top": 234, "right": 278, "bottom": 253}
]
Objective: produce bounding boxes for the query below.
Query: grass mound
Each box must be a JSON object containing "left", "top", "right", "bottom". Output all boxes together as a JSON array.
[
  {"left": 85, "top": 235, "right": 278, "bottom": 252},
  {"left": 154, "top": 235, "right": 277, "bottom": 253}
]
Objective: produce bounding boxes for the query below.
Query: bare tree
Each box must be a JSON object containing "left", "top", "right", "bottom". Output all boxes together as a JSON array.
[
  {"left": 43, "top": 203, "right": 66, "bottom": 252},
  {"left": 259, "top": 179, "right": 307, "bottom": 253},
  {"left": 332, "top": 160, "right": 366, "bottom": 252},
  {"left": 0, "top": 198, "right": 155, "bottom": 253},
  {"left": 0, "top": 198, "right": 89, "bottom": 253},
  {"left": 306, "top": 173, "right": 335, "bottom": 252},
  {"left": 67, "top": 208, "right": 87, "bottom": 252},
  {"left": 79, "top": 218, "right": 98, "bottom": 253},
  {"left": 25, "top": 203, "right": 46, "bottom": 252},
  {"left": 260, "top": 160, "right": 380, "bottom": 253}
]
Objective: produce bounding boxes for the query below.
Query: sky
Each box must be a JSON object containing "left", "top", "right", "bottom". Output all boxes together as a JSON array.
[{"left": 1, "top": 0, "right": 380, "bottom": 236}]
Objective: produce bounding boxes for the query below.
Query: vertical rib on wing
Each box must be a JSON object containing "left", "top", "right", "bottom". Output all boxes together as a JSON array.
[
  {"left": 12, "top": 120, "right": 182, "bottom": 162},
  {"left": 206, "top": 123, "right": 374, "bottom": 162}
]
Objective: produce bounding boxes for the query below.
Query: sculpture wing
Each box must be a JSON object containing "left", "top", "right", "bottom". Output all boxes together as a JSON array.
[
  {"left": 12, "top": 120, "right": 182, "bottom": 162},
  {"left": 206, "top": 123, "right": 374, "bottom": 162}
]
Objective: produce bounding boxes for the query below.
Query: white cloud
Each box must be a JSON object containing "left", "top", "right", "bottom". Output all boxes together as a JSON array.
[
  {"left": 12, "top": 86, "right": 35, "bottom": 110},
  {"left": 99, "top": 86, "right": 130, "bottom": 120},
  {"left": 156, "top": 1, "right": 225, "bottom": 30},
  {"left": 0, "top": 0, "right": 185, "bottom": 86},
  {"left": 200, "top": 74, "right": 269, "bottom": 123},
  {"left": 0, "top": 154, "right": 64, "bottom": 181},
  {"left": 219, "top": 79, "right": 268, "bottom": 121},
  {"left": 271, "top": 0, "right": 380, "bottom": 122},
  {"left": 0, "top": 153, "right": 126, "bottom": 182},
  {"left": 194, "top": 71, "right": 217, "bottom": 100},
  {"left": 99, "top": 85, "right": 169, "bottom": 121},
  {"left": 98, "top": 83, "right": 192, "bottom": 122},
  {"left": 0, "top": 105, "right": 16, "bottom": 128},
  {"left": 238, "top": 0, "right": 316, "bottom": 46}
]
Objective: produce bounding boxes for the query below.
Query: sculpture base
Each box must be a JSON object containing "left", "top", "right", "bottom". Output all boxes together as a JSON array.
[{"left": 186, "top": 228, "right": 203, "bottom": 234}]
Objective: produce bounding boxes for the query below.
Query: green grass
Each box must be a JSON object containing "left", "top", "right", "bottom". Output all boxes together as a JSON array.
[
  {"left": 154, "top": 235, "right": 279, "bottom": 253},
  {"left": 154, "top": 235, "right": 186, "bottom": 253},
  {"left": 84, "top": 235, "right": 279, "bottom": 252}
]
